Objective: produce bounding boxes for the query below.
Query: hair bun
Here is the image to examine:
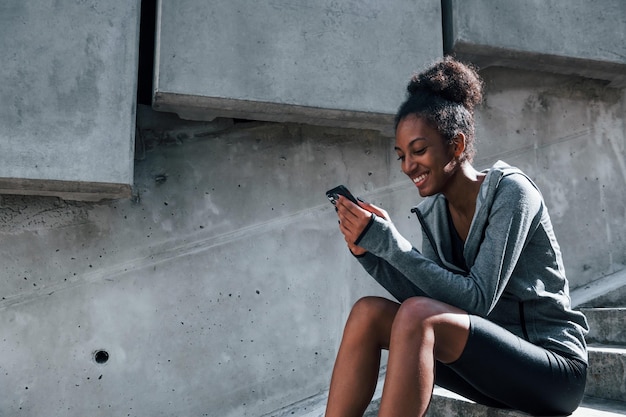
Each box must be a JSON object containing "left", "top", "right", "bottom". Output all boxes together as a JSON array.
[{"left": 407, "top": 57, "right": 483, "bottom": 112}]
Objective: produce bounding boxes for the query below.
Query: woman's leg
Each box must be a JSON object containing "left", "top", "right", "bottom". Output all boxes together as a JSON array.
[
  {"left": 325, "top": 296, "right": 470, "bottom": 417},
  {"left": 326, "top": 295, "right": 586, "bottom": 416},
  {"left": 377, "top": 296, "right": 470, "bottom": 417},
  {"left": 438, "top": 315, "right": 587, "bottom": 416},
  {"left": 325, "top": 296, "right": 400, "bottom": 417}
]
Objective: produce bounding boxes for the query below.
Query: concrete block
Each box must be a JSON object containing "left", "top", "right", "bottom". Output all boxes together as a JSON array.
[
  {"left": 445, "top": 0, "right": 626, "bottom": 87},
  {"left": 586, "top": 345, "right": 626, "bottom": 402},
  {"left": 153, "top": 0, "right": 443, "bottom": 131},
  {"left": 370, "top": 387, "right": 626, "bottom": 417},
  {"left": 581, "top": 308, "right": 626, "bottom": 345},
  {"left": 0, "top": 0, "right": 140, "bottom": 200}
]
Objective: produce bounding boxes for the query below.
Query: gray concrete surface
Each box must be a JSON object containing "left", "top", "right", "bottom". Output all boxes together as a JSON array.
[
  {"left": 587, "top": 345, "right": 626, "bottom": 402},
  {"left": 446, "top": 0, "right": 626, "bottom": 87},
  {"left": 1, "top": 66, "right": 625, "bottom": 415},
  {"left": 1, "top": 1, "right": 626, "bottom": 416},
  {"left": 422, "top": 387, "right": 626, "bottom": 417},
  {"left": 572, "top": 268, "right": 626, "bottom": 308},
  {"left": 0, "top": 0, "right": 139, "bottom": 200},
  {"left": 153, "top": 0, "right": 442, "bottom": 131},
  {"left": 583, "top": 308, "right": 626, "bottom": 344},
  {"left": 476, "top": 68, "right": 626, "bottom": 289},
  {"left": 0, "top": 115, "right": 400, "bottom": 417}
]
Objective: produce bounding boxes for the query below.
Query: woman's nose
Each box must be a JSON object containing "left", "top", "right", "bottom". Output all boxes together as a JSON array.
[{"left": 402, "top": 157, "right": 414, "bottom": 175}]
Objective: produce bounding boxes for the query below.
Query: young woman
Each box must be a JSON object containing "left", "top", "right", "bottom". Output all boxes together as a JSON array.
[{"left": 326, "top": 57, "right": 588, "bottom": 417}]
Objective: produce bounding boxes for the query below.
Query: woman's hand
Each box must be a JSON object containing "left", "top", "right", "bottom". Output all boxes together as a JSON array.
[{"left": 335, "top": 195, "right": 389, "bottom": 256}]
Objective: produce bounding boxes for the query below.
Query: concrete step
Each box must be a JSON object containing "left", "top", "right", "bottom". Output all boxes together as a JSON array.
[
  {"left": 571, "top": 269, "right": 626, "bottom": 309},
  {"left": 365, "top": 393, "right": 626, "bottom": 417},
  {"left": 268, "top": 344, "right": 626, "bottom": 417},
  {"left": 267, "top": 357, "right": 626, "bottom": 417},
  {"left": 415, "top": 387, "right": 626, "bottom": 417},
  {"left": 581, "top": 308, "right": 626, "bottom": 345},
  {"left": 363, "top": 345, "right": 626, "bottom": 416},
  {"left": 587, "top": 344, "right": 626, "bottom": 402}
]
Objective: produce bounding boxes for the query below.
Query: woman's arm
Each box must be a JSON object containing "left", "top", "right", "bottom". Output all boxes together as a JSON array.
[
  {"left": 356, "top": 252, "right": 428, "bottom": 302},
  {"left": 355, "top": 176, "right": 543, "bottom": 316},
  {"left": 334, "top": 195, "right": 428, "bottom": 301}
]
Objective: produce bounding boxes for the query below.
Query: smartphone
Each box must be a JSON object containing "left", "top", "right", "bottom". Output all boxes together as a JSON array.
[{"left": 326, "top": 185, "right": 358, "bottom": 205}]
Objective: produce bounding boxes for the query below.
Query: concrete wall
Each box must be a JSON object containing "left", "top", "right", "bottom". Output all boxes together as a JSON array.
[
  {"left": 475, "top": 68, "right": 626, "bottom": 289},
  {"left": 1, "top": 1, "right": 626, "bottom": 416},
  {"left": 1, "top": 71, "right": 624, "bottom": 416},
  {"left": 0, "top": 0, "right": 140, "bottom": 200},
  {"left": 0, "top": 111, "right": 399, "bottom": 417}
]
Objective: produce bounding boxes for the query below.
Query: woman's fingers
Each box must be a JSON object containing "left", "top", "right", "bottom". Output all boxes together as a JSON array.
[
  {"left": 337, "top": 196, "right": 365, "bottom": 223},
  {"left": 358, "top": 200, "right": 389, "bottom": 220},
  {"left": 336, "top": 196, "right": 372, "bottom": 243}
]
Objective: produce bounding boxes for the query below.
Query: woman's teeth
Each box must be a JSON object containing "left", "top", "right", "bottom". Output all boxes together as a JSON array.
[{"left": 413, "top": 173, "right": 428, "bottom": 184}]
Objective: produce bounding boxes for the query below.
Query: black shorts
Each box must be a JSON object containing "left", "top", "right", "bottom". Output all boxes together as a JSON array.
[{"left": 436, "top": 315, "right": 587, "bottom": 416}]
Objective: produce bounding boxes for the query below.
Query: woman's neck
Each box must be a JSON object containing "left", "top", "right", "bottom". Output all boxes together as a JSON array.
[{"left": 443, "top": 162, "right": 486, "bottom": 219}]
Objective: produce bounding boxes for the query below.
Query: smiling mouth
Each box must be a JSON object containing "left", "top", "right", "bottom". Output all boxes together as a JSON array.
[{"left": 412, "top": 172, "right": 429, "bottom": 186}]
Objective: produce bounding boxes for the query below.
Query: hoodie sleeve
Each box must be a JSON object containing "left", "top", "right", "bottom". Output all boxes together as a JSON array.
[
  {"left": 356, "top": 175, "right": 543, "bottom": 316},
  {"left": 356, "top": 253, "right": 428, "bottom": 302}
]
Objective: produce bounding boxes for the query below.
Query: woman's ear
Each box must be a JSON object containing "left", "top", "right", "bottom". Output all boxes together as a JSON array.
[{"left": 452, "top": 133, "right": 466, "bottom": 158}]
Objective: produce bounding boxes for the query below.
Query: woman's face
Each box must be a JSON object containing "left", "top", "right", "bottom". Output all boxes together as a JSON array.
[{"left": 395, "top": 115, "right": 458, "bottom": 197}]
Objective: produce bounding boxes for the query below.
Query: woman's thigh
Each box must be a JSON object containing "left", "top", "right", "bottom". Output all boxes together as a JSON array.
[{"left": 436, "top": 315, "right": 587, "bottom": 416}]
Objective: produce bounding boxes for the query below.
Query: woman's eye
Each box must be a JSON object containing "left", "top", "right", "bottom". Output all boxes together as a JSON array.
[
  {"left": 396, "top": 155, "right": 405, "bottom": 161},
  {"left": 412, "top": 148, "right": 426, "bottom": 156}
]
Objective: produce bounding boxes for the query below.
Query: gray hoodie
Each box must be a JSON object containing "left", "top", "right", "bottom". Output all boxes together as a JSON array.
[{"left": 355, "top": 161, "right": 588, "bottom": 363}]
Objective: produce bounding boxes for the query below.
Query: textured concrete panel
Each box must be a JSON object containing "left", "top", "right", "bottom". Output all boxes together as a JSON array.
[
  {"left": 0, "top": 1, "right": 140, "bottom": 200},
  {"left": 582, "top": 308, "right": 626, "bottom": 344},
  {"left": 445, "top": 0, "right": 626, "bottom": 87},
  {"left": 0, "top": 113, "right": 404, "bottom": 417},
  {"left": 153, "top": 0, "right": 442, "bottom": 131},
  {"left": 587, "top": 346, "right": 626, "bottom": 402},
  {"left": 1, "top": 64, "right": 625, "bottom": 415},
  {"left": 475, "top": 68, "right": 626, "bottom": 289}
]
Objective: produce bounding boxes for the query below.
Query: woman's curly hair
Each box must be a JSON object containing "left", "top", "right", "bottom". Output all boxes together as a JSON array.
[{"left": 395, "top": 57, "right": 483, "bottom": 162}]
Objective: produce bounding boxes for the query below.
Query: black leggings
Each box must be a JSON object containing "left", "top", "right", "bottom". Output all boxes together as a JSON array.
[{"left": 435, "top": 315, "right": 587, "bottom": 416}]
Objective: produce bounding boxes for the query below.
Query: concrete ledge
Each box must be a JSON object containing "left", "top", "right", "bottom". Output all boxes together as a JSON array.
[
  {"left": 450, "top": 43, "right": 626, "bottom": 88},
  {"left": 153, "top": 0, "right": 442, "bottom": 128},
  {"left": 571, "top": 268, "right": 626, "bottom": 308},
  {"left": 153, "top": 92, "right": 395, "bottom": 135},
  {"left": 445, "top": 0, "right": 626, "bottom": 87},
  {"left": 0, "top": 178, "right": 132, "bottom": 202}
]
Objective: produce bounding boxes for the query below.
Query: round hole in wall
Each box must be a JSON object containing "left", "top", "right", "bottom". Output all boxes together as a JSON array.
[{"left": 94, "top": 350, "right": 109, "bottom": 364}]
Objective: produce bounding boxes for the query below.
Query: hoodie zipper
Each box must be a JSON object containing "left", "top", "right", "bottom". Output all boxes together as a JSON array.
[{"left": 411, "top": 207, "right": 445, "bottom": 267}]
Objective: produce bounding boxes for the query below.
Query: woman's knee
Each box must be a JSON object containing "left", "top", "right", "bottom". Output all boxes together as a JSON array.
[
  {"left": 349, "top": 297, "right": 398, "bottom": 324},
  {"left": 392, "top": 297, "right": 470, "bottom": 362},
  {"left": 396, "top": 296, "right": 440, "bottom": 320},
  {"left": 344, "top": 297, "right": 399, "bottom": 346},
  {"left": 393, "top": 296, "right": 466, "bottom": 332}
]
